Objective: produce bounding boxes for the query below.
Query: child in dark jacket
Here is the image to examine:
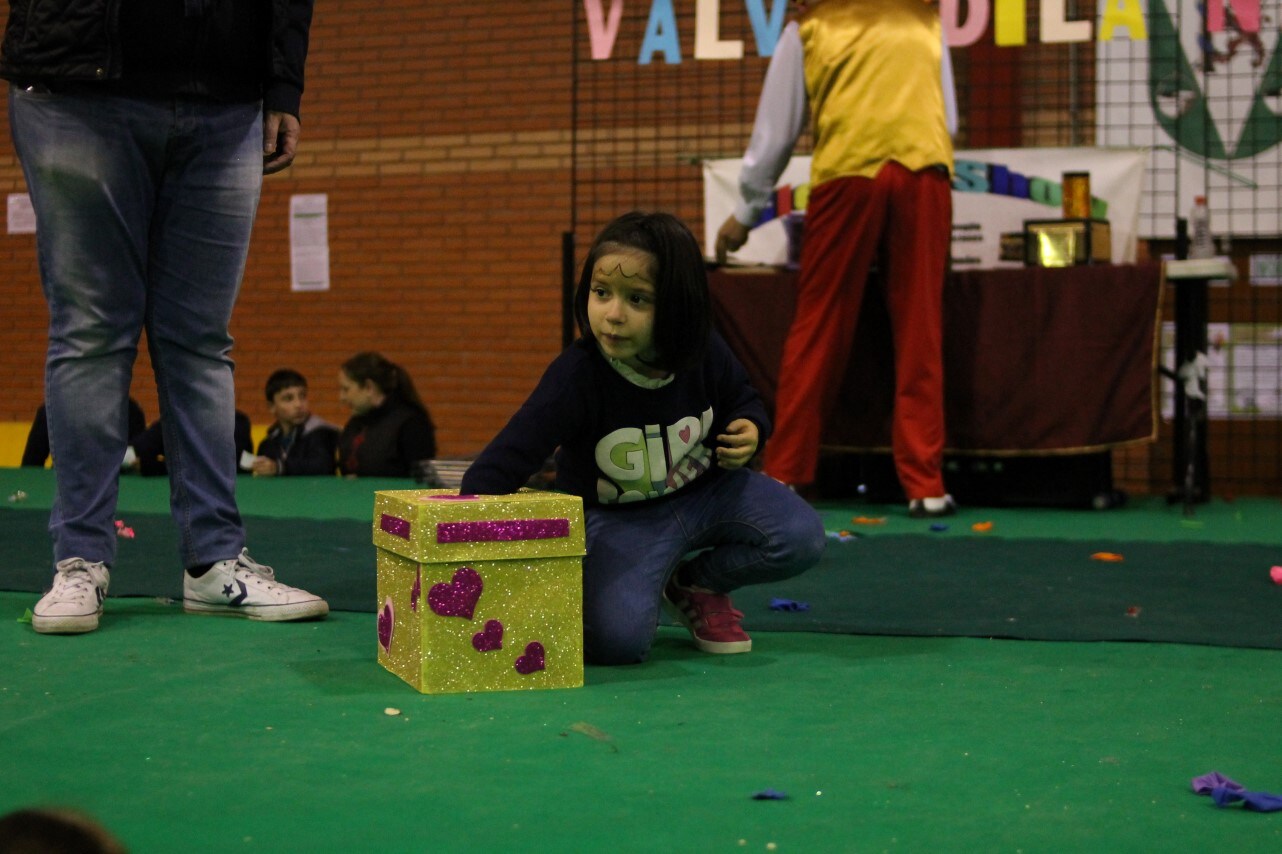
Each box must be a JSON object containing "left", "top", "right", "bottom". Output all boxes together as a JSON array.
[
  {"left": 337, "top": 352, "right": 437, "bottom": 478},
  {"left": 252, "top": 369, "right": 339, "bottom": 476},
  {"left": 461, "top": 211, "right": 825, "bottom": 665}
]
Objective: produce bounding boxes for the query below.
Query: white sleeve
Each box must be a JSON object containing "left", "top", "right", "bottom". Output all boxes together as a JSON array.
[
  {"left": 941, "top": 28, "right": 958, "bottom": 138},
  {"left": 733, "top": 22, "right": 808, "bottom": 227}
]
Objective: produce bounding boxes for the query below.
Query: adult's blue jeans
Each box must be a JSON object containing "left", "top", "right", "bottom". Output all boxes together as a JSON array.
[
  {"left": 9, "top": 86, "right": 264, "bottom": 571},
  {"left": 582, "top": 467, "right": 826, "bottom": 665}
]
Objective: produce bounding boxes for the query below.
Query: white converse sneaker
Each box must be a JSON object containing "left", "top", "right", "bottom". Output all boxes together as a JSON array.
[
  {"left": 183, "top": 549, "right": 329, "bottom": 622},
  {"left": 33, "top": 558, "right": 111, "bottom": 634}
]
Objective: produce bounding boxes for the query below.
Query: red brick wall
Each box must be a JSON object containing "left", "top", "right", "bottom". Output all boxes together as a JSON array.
[{"left": 0, "top": 2, "right": 576, "bottom": 457}]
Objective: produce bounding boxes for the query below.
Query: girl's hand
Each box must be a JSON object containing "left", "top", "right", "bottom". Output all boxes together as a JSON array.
[{"left": 716, "top": 418, "right": 759, "bottom": 469}]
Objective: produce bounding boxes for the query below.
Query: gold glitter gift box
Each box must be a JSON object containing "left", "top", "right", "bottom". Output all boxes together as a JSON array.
[{"left": 373, "top": 488, "right": 585, "bottom": 694}]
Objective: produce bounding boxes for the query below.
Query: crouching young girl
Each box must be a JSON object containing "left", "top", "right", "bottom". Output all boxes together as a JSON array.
[{"left": 460, "top": 211, "right": 825, "bottom": 665}]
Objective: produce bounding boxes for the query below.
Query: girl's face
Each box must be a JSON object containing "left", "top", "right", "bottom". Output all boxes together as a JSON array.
[
  {"left": 338, "top": 371, "right": 378, "bottom": 415},
  {"left": 586, "top": 247, "right": 663, "bottom": 377}
]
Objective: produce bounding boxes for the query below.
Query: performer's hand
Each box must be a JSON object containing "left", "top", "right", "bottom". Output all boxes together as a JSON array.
[
  {"left": 716, "top": 418, "right": 759, "bottom": 469},
  {"left": 715, "top": 215, "right": 751, "bottom": 264},
  {"left": 251, "top": 457, "right": 280, "bottom": 477},
  {"left": 263, "top": 111, "right": 301, "bottom": 175}
]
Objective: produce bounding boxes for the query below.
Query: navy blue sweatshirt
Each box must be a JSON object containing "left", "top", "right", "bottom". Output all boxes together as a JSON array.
[{"left": 460, "top": 334, "right": 770, "bottom": 508}]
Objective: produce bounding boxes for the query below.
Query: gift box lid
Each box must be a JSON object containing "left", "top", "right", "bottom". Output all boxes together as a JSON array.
[{"left": 373, "top": 488, "right": 586, "bottom": 563}]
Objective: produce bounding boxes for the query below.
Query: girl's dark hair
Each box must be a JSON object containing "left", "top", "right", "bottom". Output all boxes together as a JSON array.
[
  {"left": 341, "top": 351, "right": 427, "bottom": 413},
  {"left": 573, "top": 211, "right": 710, "bottom": 373}
]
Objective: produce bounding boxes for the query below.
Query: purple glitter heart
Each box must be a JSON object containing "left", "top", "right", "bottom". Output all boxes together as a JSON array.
[
  {"left": 514, "top": 641, "right": 545, "bottom": 675},
  {"left": 471, "top": 619, "right": 504, "bottom": 652},
  {"left": 377, "top": 599, "right": 394, "bottom": 653},
  {"left": 428, "top": 566, "right": 483, "bottom": 619},
  {"left": 410, "top": 568, "right": 422, "bottom": 613}
]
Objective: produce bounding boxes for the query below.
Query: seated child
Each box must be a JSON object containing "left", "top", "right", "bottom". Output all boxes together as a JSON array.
[
  {"left": 251, "top": 369, "right": 340, "bottom": 476},
  {"left": 22, "top": 398, "right": 146, "bottom": 468},
  {"left": 460, "top": 211, "right": 826, "bottom": 665},
  {"left": 337, "top": 352, "right": 437, "bottom": 478},
  {"left": 127, "top": 411, "right": 254, "bottom": 476}
]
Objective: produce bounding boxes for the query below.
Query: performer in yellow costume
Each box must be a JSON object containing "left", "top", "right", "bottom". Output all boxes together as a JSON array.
[{"left": 716, "top": 0, "right": 957, "bottom": 517}]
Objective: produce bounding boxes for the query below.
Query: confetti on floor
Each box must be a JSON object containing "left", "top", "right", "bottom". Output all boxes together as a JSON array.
[{"left": 751, "top": 789, "right": 788, "bottom": 800}]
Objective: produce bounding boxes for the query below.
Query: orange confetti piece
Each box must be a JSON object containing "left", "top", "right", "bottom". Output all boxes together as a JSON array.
[
  {"left": 1091, "top": 552, "right": 1125, "bottom": 562},
  {"left": 970, "top": 521, "right": 994, "bottom": 533},
  {"left": 851, "top": 516, "right": 886, "bottom": 525}
]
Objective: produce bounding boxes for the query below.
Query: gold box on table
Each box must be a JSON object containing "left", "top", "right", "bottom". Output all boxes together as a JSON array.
[
  {"left": 1023, "top": 219, "right": 1111, "bottom": 267},
  {"left": 373, "top": 488, "right": 585, "bottom": 694}
]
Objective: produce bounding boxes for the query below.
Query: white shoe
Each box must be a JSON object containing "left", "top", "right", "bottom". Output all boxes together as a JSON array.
[
  {"left": 183, "top": 549, "right": 329, "bottom": 622},
  {"left": 33, "top": 558, "right": 111, "bottom": 634},
  {"left": 908, "top": 494, "right": 957, "bottom": 519}
]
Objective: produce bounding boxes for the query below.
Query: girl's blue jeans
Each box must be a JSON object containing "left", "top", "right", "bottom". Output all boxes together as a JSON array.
[{"left": 583, "top": 467, "right": 826, "bottom": 664}]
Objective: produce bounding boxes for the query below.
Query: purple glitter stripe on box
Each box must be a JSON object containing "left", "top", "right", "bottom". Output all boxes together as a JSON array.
[
  {"left": 435, "top": 518, "right": 570, "bottom": 544},
  {"left": 380, "top": 513, "right": 411, "bottom": 540}
]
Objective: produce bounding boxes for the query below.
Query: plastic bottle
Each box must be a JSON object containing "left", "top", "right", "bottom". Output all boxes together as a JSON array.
[{"left": 1189, "top": 195, "right": 1214, "bottom": 259}]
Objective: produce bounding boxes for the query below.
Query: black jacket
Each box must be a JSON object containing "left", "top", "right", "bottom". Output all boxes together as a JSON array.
[
  {"left": 0, "top": 0, "right": 313, "bottom": 117},
  {"left": 339, "top": 400, "right": 437, "bottom": 479},
  {"left": 257, "top": 414, "right": 339, "bottom": 476},
  {"left": 130, "top": 411, "right": 254, "bottom": 477},
  {"left": 460, "top": 334, "right": 768, "bottom": 508},
  {"left": 22, "top": 399, "right": 147, "bottom": 468}
]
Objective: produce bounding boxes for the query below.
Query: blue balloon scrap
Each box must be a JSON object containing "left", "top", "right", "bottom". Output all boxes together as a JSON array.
[
  {"left": 752, "top": 789, "right": 788, "bottom": 800},
  {"left": 769, "top": 598, "right": 810, "bottom": 612},
  {"left": 1192, "top": 771, "right": 1282, "bottom": 812}
]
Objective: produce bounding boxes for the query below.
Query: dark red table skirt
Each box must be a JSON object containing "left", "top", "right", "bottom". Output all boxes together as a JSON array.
[{"left": 709, "top": 264, "right": 1163, "bottom": 455}]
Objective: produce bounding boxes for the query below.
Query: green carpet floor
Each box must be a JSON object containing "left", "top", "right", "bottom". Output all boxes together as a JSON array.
[
  {"left": 3, "top": 468, "right": 1280, "bottom": 649},
  {"left": 4, "top": 595, "right": 1282, "bottom": 852},
  {"left": 5, "top": 469, "right": 1282, "bottom": 850}
]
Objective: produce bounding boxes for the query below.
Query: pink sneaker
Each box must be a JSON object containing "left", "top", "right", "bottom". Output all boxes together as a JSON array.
[{"left": 662, "top": 577, "right": 752, "bottom": 654}]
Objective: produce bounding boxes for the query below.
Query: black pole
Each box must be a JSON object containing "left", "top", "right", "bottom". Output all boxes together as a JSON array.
[{"left": 561, "top": 230, "right": 576, "bottom": 350}]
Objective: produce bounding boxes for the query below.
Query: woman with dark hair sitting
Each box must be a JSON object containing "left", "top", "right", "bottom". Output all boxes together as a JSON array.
[{"left": 337, "top": 351, "right": 436, "bottom": 477}]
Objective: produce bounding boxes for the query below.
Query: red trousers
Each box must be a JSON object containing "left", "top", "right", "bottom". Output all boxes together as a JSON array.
[{"left": 762, "top": 161, "right": 952, "bottom": 499}]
